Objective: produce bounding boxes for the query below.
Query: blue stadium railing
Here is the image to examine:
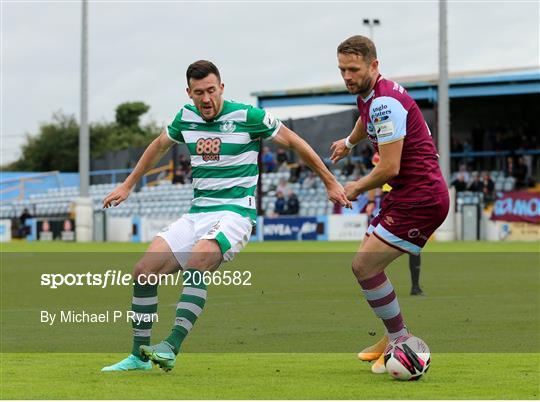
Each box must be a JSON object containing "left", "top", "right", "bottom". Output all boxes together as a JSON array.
[{"left": 322, "top": 149, "right": 540, "bottom": 164}]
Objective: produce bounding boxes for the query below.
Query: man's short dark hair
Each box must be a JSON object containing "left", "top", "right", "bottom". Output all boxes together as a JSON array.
[
  {"left": 337, "top": 35, "right": 377, "bottom": 62},
  {"left": 186, "top": 60, "right": 221, "bottom": 86}
]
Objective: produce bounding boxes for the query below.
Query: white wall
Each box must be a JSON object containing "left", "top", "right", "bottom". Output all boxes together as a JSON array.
[
  {"left": 0, "top": 219, "right": 12, "bottom": 242},
  {"left": 327, "top": 214, "right": 368, "bottom": 241},
  {"left": 106, "top": 217, "right": 132, "bottom": 242},
  {"left": 140, "top": 218, "right": 172, "bottom": 243}
]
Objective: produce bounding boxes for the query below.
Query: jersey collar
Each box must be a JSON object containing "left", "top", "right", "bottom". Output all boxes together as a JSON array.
[{"left": 361, "top": 90, "right": 374, "bottom": 103}]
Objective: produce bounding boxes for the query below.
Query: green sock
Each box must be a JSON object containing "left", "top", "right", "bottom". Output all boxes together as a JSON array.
[
  {"left": 165, "top": 269, "right": 207, "bottom": 354},
  {"left": 131, "top": 281, "right": 158, "bottom": 359}
]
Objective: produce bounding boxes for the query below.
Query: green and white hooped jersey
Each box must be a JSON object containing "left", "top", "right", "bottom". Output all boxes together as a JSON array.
[{"left": 166, "top": 100, "right": 281, "bottom": 223}]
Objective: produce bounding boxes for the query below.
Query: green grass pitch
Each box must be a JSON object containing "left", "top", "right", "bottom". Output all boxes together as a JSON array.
[{"left": 1, "top": 240, "right": 539, "bottom": 399}]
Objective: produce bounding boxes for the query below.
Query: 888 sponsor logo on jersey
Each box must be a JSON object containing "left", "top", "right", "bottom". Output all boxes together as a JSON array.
[{"left": 196, "top": 138, "right": 222, "bottom": 161}]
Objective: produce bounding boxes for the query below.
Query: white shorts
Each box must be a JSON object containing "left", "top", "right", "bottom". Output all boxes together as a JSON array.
[{"left": 156, "top": 211, "right": 253, "bottom": 268}]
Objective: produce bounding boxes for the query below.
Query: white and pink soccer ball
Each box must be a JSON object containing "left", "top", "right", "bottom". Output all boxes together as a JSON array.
[{"left": 383, "top": 335, "right": 431, "bottom": 381}]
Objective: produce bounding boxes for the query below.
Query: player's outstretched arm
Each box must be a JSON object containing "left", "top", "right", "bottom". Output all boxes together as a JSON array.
[
  {"left": 102, "top": 130, "right": 174, "bottom": 208},
  {"left": 272, "top": 125, "right": 352, "bottom": 208},
  {"left": 330, "top": 116, "right": 367, "bottom": 164}
]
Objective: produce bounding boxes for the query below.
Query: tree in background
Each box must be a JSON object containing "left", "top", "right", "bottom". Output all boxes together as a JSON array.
[
  {"left": 115, "top": 101, "right": 149, "bottom": 128},
  {"left": 4, "top": 102, "right": 159, "bottom": 172},
  {"left": 6, "top": 112, "right": 79, "bottom": 172}
]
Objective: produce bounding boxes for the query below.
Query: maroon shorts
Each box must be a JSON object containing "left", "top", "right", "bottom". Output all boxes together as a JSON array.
[{"left": 366, "top": 192, "right": 450, "bottom": 254}]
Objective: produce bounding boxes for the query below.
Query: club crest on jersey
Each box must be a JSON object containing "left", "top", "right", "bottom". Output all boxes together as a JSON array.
[{"left": 220, "top": 121, "right": 236, "bottom": 133}]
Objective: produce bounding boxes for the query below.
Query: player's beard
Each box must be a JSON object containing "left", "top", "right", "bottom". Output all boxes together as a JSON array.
[{"left": 352, "top": 75, "right": 373, "bottom": 96}]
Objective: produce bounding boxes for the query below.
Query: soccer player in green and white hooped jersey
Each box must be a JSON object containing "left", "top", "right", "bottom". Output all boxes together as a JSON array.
[{"left": 101, "top": 60, "right": 351, "bottom": 372}]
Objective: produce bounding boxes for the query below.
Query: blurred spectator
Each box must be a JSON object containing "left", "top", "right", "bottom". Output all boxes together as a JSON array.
[
  {"left": 463, "top": 140, "right": 472, "bottom": 153},
  {"left": 276, "top": 178, "right": 290, "bottom": 194},
  {"left": 290, "top": 160, "right": 309, "bottom": 183},
  {"left": 302, "top": 171, "right": 317, "bottom": 189},
  {"left": 514, "top": 156, "right": 528, "bottom": 188},
  {"left": 462, "top": 140, "right": 473, "bottom": 165},
  {"left": 275, "top": 148, "right": 289, "bottom": 173},
  {"left": 361, "top": 145, "right": 374, "bottom": 169},
  {"left": 467, "top": 175, "right": 484, "bottom": 192},
  {"left": 493, "top": 131, "right": 503, "bottom": 151},
  {"left": 274, "top": 191, "right": 286, "bottom": 215},
  {"left": 481, "top": 171, "right": 495, "bottom": 202},
  {"left": 457, "top": 164, "right": 471, "bottom": 183},
  {"left": 68, "top": 201, "right": 76, "bottom": 220},
  {"left": 276, "top": 148, "right": 289, "bottom": 165},
  {"left": 286, "top": 190, "right": 300, "bottom": 215},
  {"left": 172, "top": 167, "right": 185, "bottom": 184},
  {"left": 352, "top": 162, "right": 366, "bottom": 179},
  {"left": 522, "top": 153, "right": 533, "bottom": 182},
  {"left": 19, "top": 208, "right": 32, "bottom": 238},
  {"left": 341, "top": 159, "right": 355, "bottom": 176},
  {"left": 505, "top": 156, "right": 513, "bottom": 175},
  {"left": 278, "top": 161, "right": 291, "bottom": 173},
  {"left": 451, "top": 173, "right": 468, "bottom": 192},
  {"left": 178, "top": 154, "right": 191, "bottom": 171},
  {"left": 262, "top": 147, "right": 276, "bottom": 173}
]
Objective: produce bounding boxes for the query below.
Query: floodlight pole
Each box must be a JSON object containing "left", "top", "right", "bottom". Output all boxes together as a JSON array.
[
  {"left": 75, "top": 0, "right": 93, "bottom": 242},
  {"left": 80, "top": 0, "right": 89, "bottom": 197},
  {"left": 363, "top": 18, "right": 380, "bottom": 40},
  {"left": 438, "top": 0, "right": 450, "bottom": 184},
  {"left": 436, "top": 0, "right": 455, "bottom": 241}
]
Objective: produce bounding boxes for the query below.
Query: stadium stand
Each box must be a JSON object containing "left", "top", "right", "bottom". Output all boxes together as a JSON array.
[
  {"left": 1, "top": 165, "right": 514, "bottom": 222},
  {"left": 0, "top": 173, "right": 337, "bottom": 220},
  {"left": 3, "top": 160, "right": 535, "bottom": 244}
]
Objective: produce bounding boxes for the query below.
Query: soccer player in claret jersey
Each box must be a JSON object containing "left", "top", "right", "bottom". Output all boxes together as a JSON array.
[
  {"left": 330, "top": 36, "right": 449, "bottom": 374},
  {"left": 101, "top": 60, "right": 351, "bottom": 372},
  {"left": 366, "top": 153, "right": 424, "bottom": 296}
]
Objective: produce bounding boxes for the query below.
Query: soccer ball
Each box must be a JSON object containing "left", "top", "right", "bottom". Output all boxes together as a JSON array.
[{"left": 383, "top": 335, "right": 430, "bottom": 381}]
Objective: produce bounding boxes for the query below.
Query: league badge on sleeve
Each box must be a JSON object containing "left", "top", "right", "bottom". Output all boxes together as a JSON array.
[
  {"left": 263, "top": 112, "right": 278, "bottom": 129},
  {"left": 374, "top": 121, "right": 395, "bottom": 138}
]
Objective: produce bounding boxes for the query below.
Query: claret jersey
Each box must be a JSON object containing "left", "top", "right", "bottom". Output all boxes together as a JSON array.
[{"left": 357, "top": 76, "right": 447, "bottom": 201}]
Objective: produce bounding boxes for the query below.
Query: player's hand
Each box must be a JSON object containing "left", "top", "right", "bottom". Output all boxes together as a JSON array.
[
  {"left": 330, "top": 138, "right": 350, "bottom": 164},
  {"left": 344, "top": 181, "right": 362, "bottom": 201},
  {"left": 102, "top": 183, "right": 132, "bottom": 208},
  {"left": 326, "top": 181, "right": 353, "bottom": 209}
]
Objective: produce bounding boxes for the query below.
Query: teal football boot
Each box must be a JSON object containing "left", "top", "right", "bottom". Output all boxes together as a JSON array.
[
  {"left": 101, "top": 354, "right": 152, "bottom": 372},
  {"left": 140, "top": 341, "right": 176, "bottom": 372}
]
